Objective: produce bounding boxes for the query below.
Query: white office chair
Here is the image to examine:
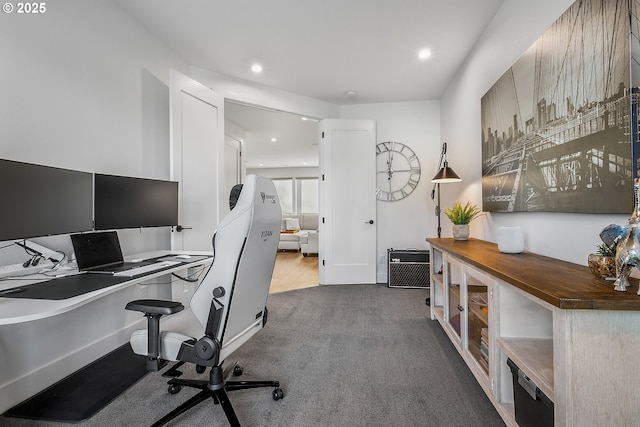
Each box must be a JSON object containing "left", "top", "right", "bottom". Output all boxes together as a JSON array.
[{"left": 126, "top": 175, "right": 283, "bottom": 427}]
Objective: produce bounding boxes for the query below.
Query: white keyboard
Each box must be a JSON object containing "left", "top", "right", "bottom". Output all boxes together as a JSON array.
[{"left": 114, "top": 260, "right": 181, "bottom": 277}]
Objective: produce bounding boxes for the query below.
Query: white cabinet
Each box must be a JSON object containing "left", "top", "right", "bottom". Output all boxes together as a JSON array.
[{"left": 428, "top": 238, "right": 640, "bottom": 427}]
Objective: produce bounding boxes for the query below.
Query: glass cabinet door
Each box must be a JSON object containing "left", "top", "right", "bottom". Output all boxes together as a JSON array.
[
  {"left": 445, "top": 257, "right": 462, "bottom": 341},
  {"left": 465, "top": 270, "right": 489, "bottom": 375},
  {"left": 429, "top": 248, "right": 445, "bottom": 322}
]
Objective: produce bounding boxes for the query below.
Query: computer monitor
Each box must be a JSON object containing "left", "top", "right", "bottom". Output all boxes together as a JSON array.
[
  {"left": 94, "top": 174, "right": 178, "bottom": 230},
  {"left": 0, "top": 159, "right": 94, "bottom": 241}
]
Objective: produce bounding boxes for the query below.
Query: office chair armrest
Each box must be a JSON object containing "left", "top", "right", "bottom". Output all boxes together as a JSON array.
[
  {"left": 125, "top": 299, "right": 184, "bottom": 372},
  {"left": 125, "top": 299, "right": 184, "bottom": 315}
]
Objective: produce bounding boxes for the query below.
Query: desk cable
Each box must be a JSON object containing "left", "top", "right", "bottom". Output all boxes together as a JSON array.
[
  {"left": 172, "top": 264, "right": 207, "bottom": 283},
  {"left": 0, "top": 241, "right": 43, "bottom": 267}
]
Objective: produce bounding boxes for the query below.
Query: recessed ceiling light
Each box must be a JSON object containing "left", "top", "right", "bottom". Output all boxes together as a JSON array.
[
  {"left": 418, "top": 49, "right": 432, "bottom": 60},
  {"left": 271, "top": 137, "right": 277, "bottom": 142},
  {"left": 301, "top": 117, "right": 308, "bottom": 121},
  {"left": 345, "top": 90, "right": 357, "bottom": 98},
  {"left": 259, "top": 163, "right": 264, "bottom": 167},
  {"left": 251, "top": 64, "right": 263, "bottom": 73}
]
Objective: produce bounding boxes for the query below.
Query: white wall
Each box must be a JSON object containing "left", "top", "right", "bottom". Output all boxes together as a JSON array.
[
  {"left": 225, "top": 118, "right": 247, "bottom": 145},
  {"left": 248, "top": 166, "right": 320, "bottom": 179},
  {"left": 0, "top": 0, "right": 189, "bottom": 263},
  {"left": 340, "top": 101, "right": 440, "bottom": 281},
  {"left": 440, "top": 0, "right": 628, "bottom": 265}
]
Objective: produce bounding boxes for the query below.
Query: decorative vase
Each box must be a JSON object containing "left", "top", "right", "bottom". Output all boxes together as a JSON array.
[
  {"left": 452, "top": 224, "right": 469, "bottom": 241},
  {"left": 498, "top": 226, "right": 524, "bottom": 253},
  {"left": 587, "top": 254, "right": 616, "bottom": 280}
]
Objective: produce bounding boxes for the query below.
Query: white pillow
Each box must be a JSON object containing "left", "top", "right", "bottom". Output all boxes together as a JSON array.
[{"left": 285, "top": 217, "right": 300, "bottom": 231}]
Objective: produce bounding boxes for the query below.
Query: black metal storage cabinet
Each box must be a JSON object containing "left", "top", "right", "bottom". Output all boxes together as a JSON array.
[{"left": 387, "top": 249, "right": 430, "bottom": 288}]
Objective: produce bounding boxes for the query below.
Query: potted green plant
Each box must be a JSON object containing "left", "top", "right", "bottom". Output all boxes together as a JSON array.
[
  {"left": 587, "top": 243, "right": 616, "bottom": 280},
  {"left": 443, "top": 201, "right": 480, "bottom": 240}
]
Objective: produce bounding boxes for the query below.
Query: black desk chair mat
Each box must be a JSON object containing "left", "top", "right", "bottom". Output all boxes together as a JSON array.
[{"left": 0, "top": 274, "right": 131, "bottom": 300}]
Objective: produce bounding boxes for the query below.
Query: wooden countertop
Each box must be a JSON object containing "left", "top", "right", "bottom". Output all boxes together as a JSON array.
[{"left": 426, "top": 238, "right": 640, "bottom": 310}]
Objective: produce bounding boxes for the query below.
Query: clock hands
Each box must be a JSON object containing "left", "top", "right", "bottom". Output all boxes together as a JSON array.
[{"left": 387, "top": 141, "right": 395, "bottom": 180}]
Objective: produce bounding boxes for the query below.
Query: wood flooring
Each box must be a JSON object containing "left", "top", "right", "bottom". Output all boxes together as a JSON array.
[{"left": 269, "top": 251, "right": 319, "bottom": 294}]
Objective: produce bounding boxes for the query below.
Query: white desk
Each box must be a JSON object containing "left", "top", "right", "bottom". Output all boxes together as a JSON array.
[{"left": 0, "top": 250, "right": 212, "bottom": 414}]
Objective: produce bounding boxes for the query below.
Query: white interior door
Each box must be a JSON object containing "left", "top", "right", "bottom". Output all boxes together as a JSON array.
[
  {"left": 319, "top": 119, "right": 376, "bottom": 285},
  {"left": 170, "top": 70, "right": 224, "bottom": 251}
]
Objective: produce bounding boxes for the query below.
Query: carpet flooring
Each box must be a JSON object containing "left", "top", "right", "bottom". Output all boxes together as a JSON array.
[{"left": 0, "top": 284, "right": 505, "bottom": 427}]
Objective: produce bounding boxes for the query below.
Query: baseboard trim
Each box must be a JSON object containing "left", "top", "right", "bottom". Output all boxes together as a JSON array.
[{"left": 0, "top": 319, "right": 144, "bottom": 414}]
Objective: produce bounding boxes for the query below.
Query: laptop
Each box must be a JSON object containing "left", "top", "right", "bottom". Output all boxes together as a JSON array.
[{"left": 70, "top": 231, "right": 154, "bottom": 274}]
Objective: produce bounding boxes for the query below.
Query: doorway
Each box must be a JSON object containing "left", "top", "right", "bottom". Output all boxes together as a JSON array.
[{"left": 224, "top": 101, "right": 320, "bottom": 291}]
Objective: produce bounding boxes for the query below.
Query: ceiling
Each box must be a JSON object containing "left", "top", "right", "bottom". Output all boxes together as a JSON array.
[
  {"left": 114, "top": 0, "right": 504, "bottom": 168},
  {"left": 225, "top": 101, "right": 320, "bottom": 169}
]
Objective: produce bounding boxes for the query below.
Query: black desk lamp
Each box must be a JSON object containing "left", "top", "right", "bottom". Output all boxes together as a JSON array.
[{"left": 431, "top": 142, "right": 461, "bottom": 238}]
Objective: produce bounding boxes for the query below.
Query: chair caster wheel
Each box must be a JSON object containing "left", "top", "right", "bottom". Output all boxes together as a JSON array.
[
  {"left": 196, "top": 365, "right": 206, "bottom": 374},
  {"left": 272, "top": 388, "right": 284, "bottom": 401},
  {"left": 168, "top": 384, "right": 182, "bottom": 394},
  {"left": 233, "top": 365, "right": 243, "bottom": 376}
]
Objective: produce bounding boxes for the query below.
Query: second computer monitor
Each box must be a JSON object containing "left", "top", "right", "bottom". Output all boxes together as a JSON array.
[{"left": 94, "top": 174, "right": 178, "bottom": 230}]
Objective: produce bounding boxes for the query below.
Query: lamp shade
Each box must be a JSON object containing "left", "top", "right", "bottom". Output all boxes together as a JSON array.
[{"left": 431, "top": 163, "right": 461, "bottom": 183}]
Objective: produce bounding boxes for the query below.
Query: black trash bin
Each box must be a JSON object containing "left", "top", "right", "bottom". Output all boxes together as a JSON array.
[{"left": 507, "top": 358, "right": 554, "bottom": 427}]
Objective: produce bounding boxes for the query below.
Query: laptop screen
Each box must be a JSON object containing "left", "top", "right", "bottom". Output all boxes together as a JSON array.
[{"left": 71, "top": 231, "right": 124, "bottom": 270}]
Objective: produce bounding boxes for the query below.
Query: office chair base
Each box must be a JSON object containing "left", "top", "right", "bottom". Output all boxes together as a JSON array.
[
  {"left": 151, "top": 382, "right": 239, "bottom": 427},
  {"left": 162, "top": 360, "right": 207, "bottom": 378},
  {"left": 152, "top": 365, "right": 283, "bottom": 427}
]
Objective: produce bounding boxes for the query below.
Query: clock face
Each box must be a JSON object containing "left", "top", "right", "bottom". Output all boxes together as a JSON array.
[{"left": 376, "top": 141, "right": 421, "bottom": 201}]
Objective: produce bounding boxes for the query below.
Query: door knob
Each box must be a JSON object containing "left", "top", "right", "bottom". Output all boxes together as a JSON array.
[
  {"left": 365, "top": 220, "right": 374, "bottom": 224},
  {"left": 175, "top": 225, "right": 192, "bottom": 232}
]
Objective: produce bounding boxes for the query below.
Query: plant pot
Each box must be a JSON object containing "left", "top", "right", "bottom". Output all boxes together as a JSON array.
[
  {"left": 587, "top": 254, "right": 616, "bottom": 280},
  {"left": 452, "top": 224, "right": 469, "bottom": 241}
]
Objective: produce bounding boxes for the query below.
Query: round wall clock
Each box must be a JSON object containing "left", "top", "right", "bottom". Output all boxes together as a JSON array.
[{"left": 376, "top": 141, "right": 421, "bottom": 201}]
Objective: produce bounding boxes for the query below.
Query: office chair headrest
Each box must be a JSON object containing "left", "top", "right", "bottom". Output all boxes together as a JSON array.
[{"left": 229, "top": 184, "right": 243, "bottom": 210}]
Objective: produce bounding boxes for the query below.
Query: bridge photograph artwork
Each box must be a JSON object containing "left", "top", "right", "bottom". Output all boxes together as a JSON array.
[{"left": 481, "top": 0, "right": 639, "bottom": 213}]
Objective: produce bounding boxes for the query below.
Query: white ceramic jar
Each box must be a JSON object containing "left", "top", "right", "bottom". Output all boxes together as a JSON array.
[{"left": 497, "top": 226, "right": 524, "bottom": 253}]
